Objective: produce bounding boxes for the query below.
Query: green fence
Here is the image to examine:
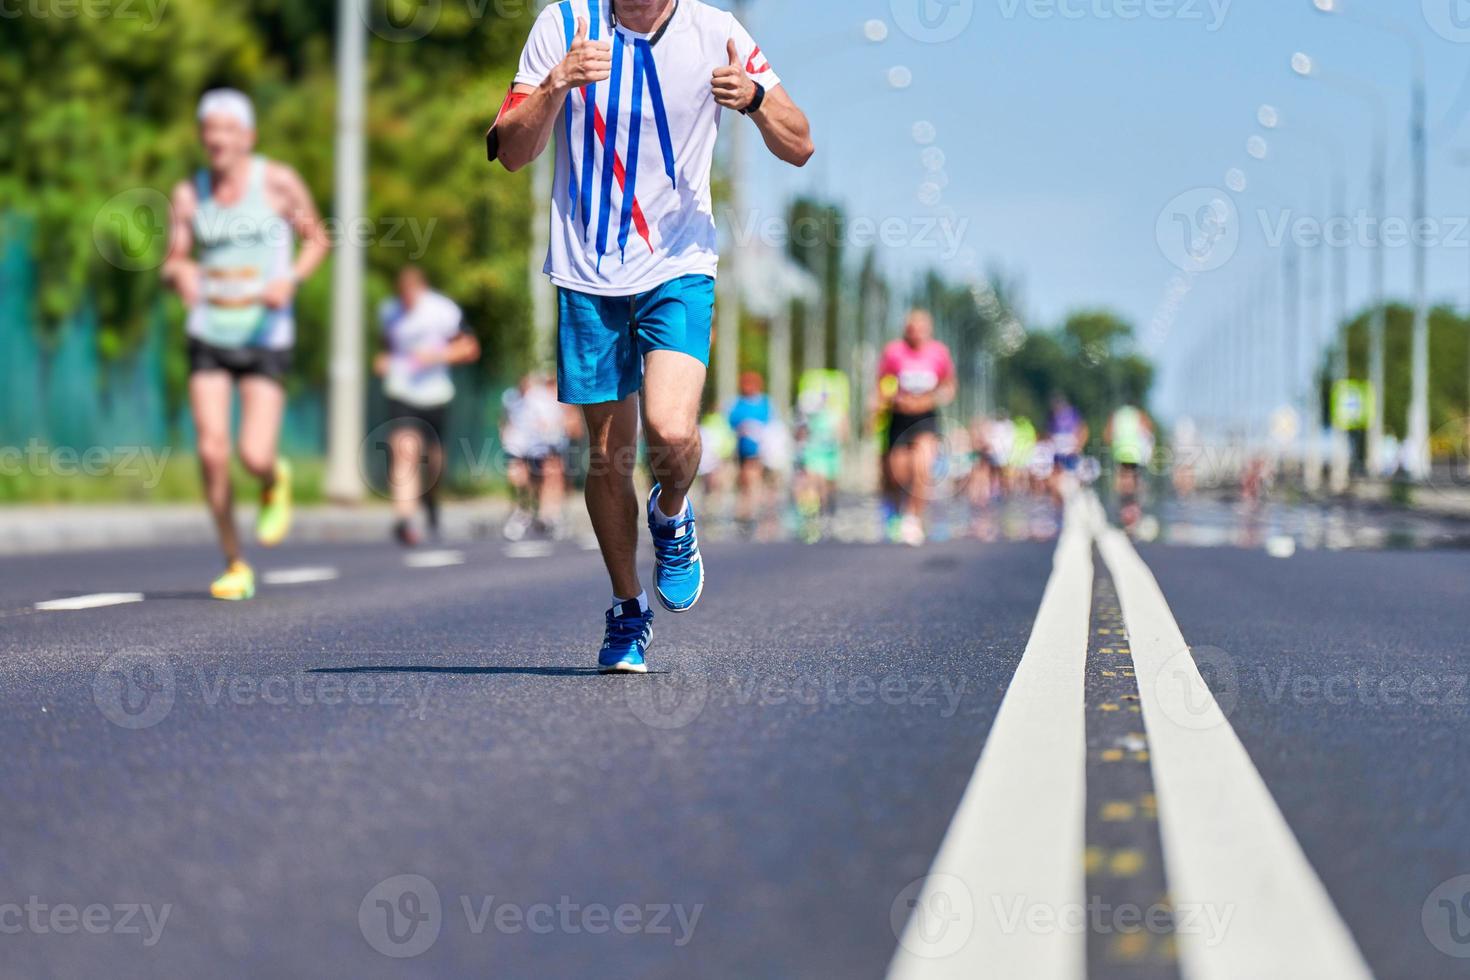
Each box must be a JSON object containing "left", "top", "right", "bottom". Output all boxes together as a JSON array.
[{"left": 1, "top": 214, "right": 513, "bottom": 499}]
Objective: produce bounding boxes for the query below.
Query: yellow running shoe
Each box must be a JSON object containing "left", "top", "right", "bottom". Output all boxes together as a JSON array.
[
  {"left": 256, "top": 459, "right": 293, "bottom": 547},
  {"left": 210, "top": 560, "right": 256, "bottom": 601}
]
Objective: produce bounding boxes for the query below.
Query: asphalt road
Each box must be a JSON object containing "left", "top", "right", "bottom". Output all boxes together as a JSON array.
[{"left": 1, "top": 504, "right": 1466, "bottom": 978}]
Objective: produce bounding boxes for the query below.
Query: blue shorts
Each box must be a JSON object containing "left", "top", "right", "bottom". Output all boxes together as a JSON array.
[{"left": 556, "top": 274, "right": 715, "bottom": 405}]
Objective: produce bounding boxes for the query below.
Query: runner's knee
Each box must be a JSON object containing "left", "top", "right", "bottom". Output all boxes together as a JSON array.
[
  {"left": 197, "top": 433, "right": 231, "bottom": 474},
  {"left": 238, "top": 445, "right": 275, "bottom": 478},
  {"left": 644, "top": 408, "right": 697, "bottom": 451}
]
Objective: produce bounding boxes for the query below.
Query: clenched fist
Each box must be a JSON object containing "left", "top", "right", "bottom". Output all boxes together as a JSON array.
[
  {"left": 553, "top": 17, "right": 612, "bottom": 91},
  {"left": 711, "top": 39, "right": 757, "bottom": 111}
]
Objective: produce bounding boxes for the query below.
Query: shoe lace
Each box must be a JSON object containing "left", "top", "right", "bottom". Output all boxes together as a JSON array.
[
  {"left": 656, "top": 515, "right": 698, "bottom": 573},
  {"left": 605, "top": 608, "right": 648, "bottom": 647}
]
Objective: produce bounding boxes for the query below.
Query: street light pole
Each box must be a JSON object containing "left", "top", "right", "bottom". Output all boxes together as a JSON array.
[
  {"left": 325, "top": 0, "right": 367, "bottom": 502},
  {"left": 1408, "top": 78, "right": 1430, "bottom": 479},
  {"left": 1300, "top": 61, "right": 1389, "bottom": 477},
  {"left": 716, "top": 0, "right": 751, "bottom": 412}
]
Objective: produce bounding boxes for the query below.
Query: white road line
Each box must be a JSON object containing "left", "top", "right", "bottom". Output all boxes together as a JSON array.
[
  {"left": 1097, "top": 526, "right": 1372, "bottom": 980},
  {"left": 888, "top": 498, "right": 1093, "bottom": 980},
  {"left": 35, "top": 593, "right": 144, "bottom": 612},
  {"left": 505, "top": 541, "right": 555, "bottom": 559},
  {"left": 262, "top": 567, "right": 340, "bottom": 586},
  {"left": 404, "top": 549, "right": 465, "bottom": 569}
]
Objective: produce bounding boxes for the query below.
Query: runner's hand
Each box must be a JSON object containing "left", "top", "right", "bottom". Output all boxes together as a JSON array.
[
  {"left": 554, "top": 18, "right": 612, "bottom": 90},
  {"left": 373, "top": 353, "right": 391, "bottom": 378},
  {"left": 261, "top": 278, "right": 296, "bottom": 310},
  {"left": 170, "top": 262, "right": 201, "bottom": 308},
  {"left": 711, "top": 40, "right": 756, "bottom": 111}
]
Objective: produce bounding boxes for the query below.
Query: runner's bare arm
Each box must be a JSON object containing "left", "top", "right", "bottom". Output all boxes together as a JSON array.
[
  {"left": 266, "top": 163, "right": 331, "bottom": 302},
  {"left": 497, "top": 17, "right": 611, "bottom": 173},
  {"left": 712, "top": 40, "right": 813, "bottom": 168},
  {"left": 444, "top": 332, "right": 481, "bottom": 367},
  {"left": 162, "top": 181, "right": 200, "bottom": 306}
]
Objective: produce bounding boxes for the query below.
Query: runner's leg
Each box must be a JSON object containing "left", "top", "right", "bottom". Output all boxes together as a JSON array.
[
  {"left": 237, "top": 375, "right": 285, "bottom": 487},
  {"left": 888, "top": 443, "right": 914, "bottom": 516},
  {"left": 388, "top": 424, "right": 424, "bottom": 523},
  {"left": 641, "top": 349, "right": 705, "bottom": 520},
  {"left": 908, "top": 431, "right": 939, "bottom": 521},
  {"left": 190, "top": 371, "right": 240, "bottom": 563},
  {"left": 583, "top": 395, "right": 642, "bottom": 600},
  {"left": 541, "top": 452, "right": 566, "bottom": 525}
]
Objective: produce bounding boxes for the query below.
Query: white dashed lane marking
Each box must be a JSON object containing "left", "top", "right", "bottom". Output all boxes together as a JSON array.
[
  {"left": 262, "top": 567, "right": 340, "bottom": 586},
  {"left": 404, "top": 550, "right": 465, "bottom": 569},
  {"left": 505, "top": 542, "right": 555, "bottom": 559},
  {"left": 35, "top": 593, "right": 145, "bottom": 612}
]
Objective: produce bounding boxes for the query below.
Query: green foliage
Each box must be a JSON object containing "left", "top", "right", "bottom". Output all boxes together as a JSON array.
[
  {"left": 785, "top": 195, "right": 844, "bottom": 366},
  {"left": 1001, "top": 309, "right": 1153, "bottom": 434},
  {"left": 0, "top": 0, "right": 536, "bottom": 389},
  {"left": 1335, "top": 303, "right": 1470, "bottom": 445}
]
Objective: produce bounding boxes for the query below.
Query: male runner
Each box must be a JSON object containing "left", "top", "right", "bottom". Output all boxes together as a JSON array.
[
  {"left": 163, "top": 89, "right": 330, "bottom": 600},
  {"left": 1104, "top": 401, "right": 1155, "bottom": 530},
  {"left": 877, "top": 310, "right": 956, "bottom": 547},
  {"left": 501, "top": 373, "right": 574, "bottom": 541},
  {"left": 728, "top": 371, "right": 773, "bottom": 529},
  {"left": 1046, "top": 392, "right": 1089, "bottom": 502},
  {"left": 375, "top": 266, "right": 481, "bottom": 546},
  {"left": 493, "top": 0, "right": 813, "bottom": 672},
  {"left": 794, "top": 369, "right": 848, "bottom": 530}
]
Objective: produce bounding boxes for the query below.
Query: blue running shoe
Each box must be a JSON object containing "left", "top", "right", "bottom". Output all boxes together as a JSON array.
[
  {"left": 647, "top": 485, "right": 705, "bottom": 613},
  {"left": 598, "top": 598, "right": 654, "bottom": 674}
]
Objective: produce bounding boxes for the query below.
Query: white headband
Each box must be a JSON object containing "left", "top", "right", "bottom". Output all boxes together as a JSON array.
[{"left": 197, "top": 89, "right": 255, "bottom": 130}]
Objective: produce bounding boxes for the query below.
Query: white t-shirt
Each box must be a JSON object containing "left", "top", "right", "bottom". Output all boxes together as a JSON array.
[
  {"left": 378, "top": 290, "right": 464, "bottom": 407},
  {"left": 502, "top": 384, "right": 569, "bottom": 459},
  {"left": 514, "top": 0, "right": 781, "bottom": 297}
]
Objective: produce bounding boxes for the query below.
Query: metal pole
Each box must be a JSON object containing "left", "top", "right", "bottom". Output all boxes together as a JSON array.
[
  {"left": 769, "top": 301, "right": 791, "bottom": 426},
  {"left": 530, "top": 141, "right": 554, "bottom": 366},
  {"left": 325, "top": 0, "right": 367, "bottom": 502},
  {"left": 1407, "top": 78, "right": 1431, "bottom": 480},
  {"left": 715, "top": 0, "right": 750, "bottom": 412},
  {"left": 529, "top": 0, "right": 555, "bottom": 368},
  {"left": 1330, "top": 170, "right": 1351, "bottom": 492},
  {"left": 1284, "top": 244, "right": 1301, "bottom": 481},
  {"left": 1368, "top": 131, "right": 1387, "bottom": 478}
]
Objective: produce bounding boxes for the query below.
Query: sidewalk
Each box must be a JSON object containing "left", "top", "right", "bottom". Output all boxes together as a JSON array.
[
  {"left": 0, "top": 500, "right": 521, "bottom": 556},
  {"left": 1345, "top": 479, "right": 1470, "bottom": 521}
]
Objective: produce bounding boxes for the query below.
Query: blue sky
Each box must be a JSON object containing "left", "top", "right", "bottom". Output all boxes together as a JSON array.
[{"left": 723, "top": 0, "right": 1470, "bottom": 417}]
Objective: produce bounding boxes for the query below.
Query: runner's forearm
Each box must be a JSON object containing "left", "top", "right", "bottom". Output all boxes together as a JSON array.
[
  {"left": 750, "top": 88, "right": 813, "bottom": 167},
  {"left": 498, "top": 79, "right": 571, "bottom": 173}
]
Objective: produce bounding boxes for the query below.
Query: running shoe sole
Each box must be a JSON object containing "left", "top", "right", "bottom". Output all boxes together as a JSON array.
[
  {"left": 599, "top": 660, "right": 649, "bottom": 675},
  {"left": 599, "top": 627, "right": 653, "bottom": 674}
]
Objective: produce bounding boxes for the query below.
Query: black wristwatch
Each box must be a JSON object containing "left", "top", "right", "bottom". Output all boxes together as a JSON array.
[{"left": 740, "top": 81, "right": 766, "bottom": 116}]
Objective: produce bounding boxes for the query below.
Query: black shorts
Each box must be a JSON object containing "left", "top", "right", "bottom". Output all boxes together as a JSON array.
[
  {"left": 886, "top": 411, "right": 939, "bottom": 454},
  {"left": 188, "top": 339, "right": 292, "bottom": 384},
  {"left": 506, "top": 451, "right": 562, "bottom": 479},
  {"left": 386, "top": 399, "right": 449, "bottom": 444}
]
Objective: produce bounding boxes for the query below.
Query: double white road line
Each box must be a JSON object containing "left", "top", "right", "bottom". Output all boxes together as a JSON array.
[{"left": 889, "top": 496, "right": 1373, "bottom": 980}]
